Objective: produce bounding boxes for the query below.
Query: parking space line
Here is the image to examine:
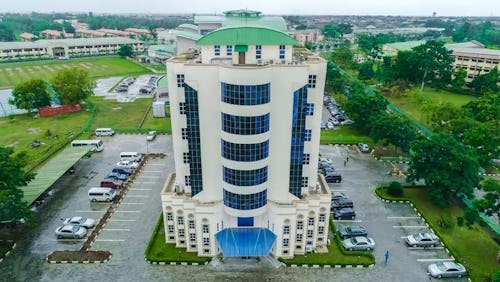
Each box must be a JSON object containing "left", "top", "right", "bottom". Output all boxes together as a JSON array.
[
  {"left": 50, "top": 239, "right": 86, "bottom": 242},
  {"left": 333, "top": 220, "right": 363, "bottom": 223},
  {"left": 102, "top": 228, "right": 131, "bottom": 231},
  {"left": 331, "top": 189, "right": 347, "bottom": 192},
  {"left": 95, "top": 239, "right": 125, "bottom": 242},
  {"left": 417, "top": 258, "right": 455, "bottom": 262},
  {"left": 392, "top": 225, "right": 428, "bottom": 228},
  {"left": 74, "top": 210, "right": 106, "bottom": 213},
  {"left": 143, "top": 170, "right": 163, "bottom": 173},
  {"left": 108, "top": 219, "right": 136, "bottom": 222},
  {"left": 115, "top": 210, "right": 141, "bottom": 213},
  {"left": 387, "top": 216, "right": 421, "bottom": 219},
  {"left": 128, "top": 188, "right": 152, "bottom": 191},
  {"left": 126, "top": 195, "right": 150, "bottom": 198},
  {"left": 120, "top": 202, "right": 144, "bottom": 205},
  {"left": 133, "top": 182, "right": 156, "bottom": 185}
]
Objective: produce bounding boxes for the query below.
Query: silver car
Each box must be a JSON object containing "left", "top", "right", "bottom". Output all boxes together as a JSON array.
[
  {"left": 55, "top": 224, "right": 87, "bottom": 239},
  {"left": 405, "top": 232, "right": 439, "bottom": 247},
  {"left": 62, "top": 217, "right": 96, "bottom": 229},
  {"left": 342, "top": 236, "right": 375, "bottom": 251},
  {"left": 428, "top": 261, "right": 467, "bottom": 278},
  {"left": 146, "top": 131, "right": 157, "bottom": 141}
]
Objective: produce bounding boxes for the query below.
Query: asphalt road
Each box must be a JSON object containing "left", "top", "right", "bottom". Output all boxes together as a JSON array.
[{"left": 0, "top": 137, "right": 466, "bottom": 282}]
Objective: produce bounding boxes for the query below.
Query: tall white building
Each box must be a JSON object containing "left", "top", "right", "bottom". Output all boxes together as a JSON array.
[{"left": 161, "top": 10, "right": 330, "bottom": 259}]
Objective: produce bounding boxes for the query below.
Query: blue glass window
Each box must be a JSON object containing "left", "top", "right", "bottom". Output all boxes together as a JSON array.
[
  {"left": 226, "top": 45, "right": 232, "bottom": 56},
  {"left": 221, "top": 140, "right": 269, "bottom": 161},
  {"left": 221, "top": 113, "right": 270, "bottom": 135},
  {"left": 306, "top": 103, "right": 314, "bottom": 116},
  {"left": 279, "top": 45, "right": 285, "bottom": 59},
  {"left": 223, "top": 189, "right": 267, "bottom": 210},
  {"left": 237, "top": 217, "right": 254, "bottom": 226},
  {"left": 304, "top": 129, "right": 312, "bottom": 141},
  {"left": 256, "top": 45, "right": 262, "bottom": 59},
  {"left": 289, "top": 86, "right": 308, "bottom": 198},
  {"left": 223, "top": 166, "right": 267, "bottom": 186},
  {"left": 184, "top": 84, "right": 203, "bottom": 196},
  {"left": 221, "top": 82, "right": 270, "bottom": 105},
  {"left": 214, "top": 45, "right": 220, "bottom": 56}
]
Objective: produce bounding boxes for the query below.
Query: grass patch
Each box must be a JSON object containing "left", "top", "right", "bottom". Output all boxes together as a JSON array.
[
  {"left": 0, "top": 241, "right": 14, "bottom": 258},
  {"left": 142, "top": 64, "right": 167, "bottom": 72},
  {"left": 140, "top": 106, "right": 171, "bottom": 133},
  {"left": 279, "top": 220, "right": 374, "bottom": 266},
  {"left": 145, "top": 214, "right": 211, "bottom": 264},
  {"left": 320, "top": 125, "right": 372, "bottom": 145},
  {"left": 0, "top": 56, "right": 152, "bottom": 89},
  {"left": 383, "top": 87, "right": 477, "bottom": 127},
  {"left": 376, "top": 186, "right": 500, "bottom": 281},
  {"left": 89, "top": 96, "right": 152, "bottom": 131}
]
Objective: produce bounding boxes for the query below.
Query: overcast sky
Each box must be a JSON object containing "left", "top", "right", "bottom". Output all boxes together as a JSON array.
[{"left": 2, "top": 0, "right": 499, "bottom": 16}]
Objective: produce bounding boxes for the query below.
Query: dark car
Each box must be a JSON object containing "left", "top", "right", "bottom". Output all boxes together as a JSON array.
[
  {"left": 100, "top": 179, "right": 124, "bottom": 189},
  {"left": 331, "top": 191, "right": 347, "bottom": 200},
  {"left": 333, "top": 208, "right": 356, "bottom": 220},
  {"left": 338, "top": 225, "right": 368, "bottom": 239},
  {"left": 331, "top": 197, "right": 354, "bottom": 210},
  {"left": 324, "top": 170, "right": 342, "bottom": 183},
  {"left": 104, "top": 172, "right": 128, "bottom": 181},
  {"left": 112, "top": 167, "right": 133, "bottom": 176}
]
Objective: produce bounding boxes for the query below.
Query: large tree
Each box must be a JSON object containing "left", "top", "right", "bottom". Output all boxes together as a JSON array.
[
  {"left": 407, "top": 134, "right": 481, "bottom": 206},
  {"left": 470, "top": 67, "right": 499, "bottom": 94},
  {"left": 118, "top": 44, "right": 134, "bottom": 58},
  {"left": 330, "top": 47, "right": 353, "bottom": 69},
  {"left": 370, "top": 112, "right": 417, "bottom": 152},
  {"left": 0, "top": 147, "right": 35, "bottom": 222},
  {"left": 50, "top": 68, "right": 94, "bottom": 105},
  {"left": 358, "top": 61, "right": 375, "bottom": 82},
  {"left": 412, "top": 40, "right": 454, "bottom": 91},
  {"left": 474, "top": 178, "right": 499, "bottom": 216},
  {"left": 0, "top": 22, "right": 15, "bottom": 41},
  {"left": 9, "top": 79, "right": 52, "bottom": 112},
  {"left": 463, "top": 92, "right": 500, "bottom": 122},
  {"left": 343, "top": 90, "right": 388, "bottom": 131}
]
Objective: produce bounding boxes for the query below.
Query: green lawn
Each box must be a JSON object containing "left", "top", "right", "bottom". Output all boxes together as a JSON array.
[
  {"left": 376, "top": 187, "right": 499, "bottom": 281},
  {"left": 89, "top": 96, "right": 152, "bottom": 131},
  {"left": 0, "top": 56, "right": 152, "bottom": 89},
  {"left": 320, "top": 125, "right": 372, "bottom": 145},
  {"left": 141, "top": 106, "right": 171, "bottom": 133},
  {"left": 384, "top": 87, "right": 477, "bottom": 127}
]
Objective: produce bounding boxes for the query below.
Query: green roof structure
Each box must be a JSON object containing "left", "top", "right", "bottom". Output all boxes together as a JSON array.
[
  {"left": 178, "top": 23, "right": 199, "bottom": 31},
  {"left": 157, "top": 75, "right": 168, "bottom": 88},
  {"left": 171, "top": 30, "right": 203, "bottom": 41},
  {"left": 385, "top": 40, "right": 426, "bottom": 51},
  {"left": 197, "top": 26, "right": 297, "bottom": 46},
  {"left": 195, "top": 10, "right": 287, "bottom": 32},
  {"left": 21, "top": 146, "right": 89, "bottom": 206}
]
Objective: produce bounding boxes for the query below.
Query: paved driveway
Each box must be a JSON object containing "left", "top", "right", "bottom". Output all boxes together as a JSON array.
[{"left": 0, "top": 140, "right": 467, "bottom": 282}]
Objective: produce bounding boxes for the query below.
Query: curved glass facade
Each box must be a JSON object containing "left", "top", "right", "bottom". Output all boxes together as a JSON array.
[
  {"left": 222, "top": 113, "right": 270, "bottom": 135},
  {"left": 221, "top": 83, "right": 270, "bottom": 105},
  {"left": 221, "top": 140, "right": 269, "bottom": 162},
  {"left": 223, "top": 189, "right": 267, "bottom": 210},
  {"left": 223, "top": 166, "right": 267, "bottom": 186}
]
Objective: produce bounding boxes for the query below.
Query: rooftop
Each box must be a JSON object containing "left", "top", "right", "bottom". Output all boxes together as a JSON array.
[
  {"left": 178, "top": 23, "right": 199, "bottom": 31},
  {"left": 171, "top": 30, "right": 202, "bottom": 41},
  {"left": 197, "top": 26, "right": 297, "bottom": 46},
  {"left": 194, "top": 10, "right": 286, "bottom": 32},
  {"left": 0, "top": 37, "right": 144, "bottom": 51}
]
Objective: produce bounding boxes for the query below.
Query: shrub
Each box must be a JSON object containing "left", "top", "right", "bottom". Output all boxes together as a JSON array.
[
  {"left": 456, "top": 216, "right": 464, "bottom": 227},
  {"left": 387, "top": 181, "right": 404, "bottom": 197}
]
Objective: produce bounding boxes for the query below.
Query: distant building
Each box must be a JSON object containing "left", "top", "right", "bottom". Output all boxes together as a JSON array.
[
  {"left": 176, "top": 24, "right": 199, "bottom": 34},
  {"left": 125, "top": 28, "right": 152, "bottom": 39},
  {"left": 0, "top": 37, "right": 144, "bottom": 62},
  {"left": 97, "top": 28, "right": 132, "bottom": 37},
  {"left": 288, "top": 29, "right": 322, "bottom": 46},
  {"left": 20, "top": 33, "right": 37, "bottom": 42},
  {"left": 40, "top": 29, "right": 63, "bottom": 39},
  {"left": 382, "top": 40, "right": 500, "bottom": 81},
  {"left": 75, "top": 29, "right": 107, "bottom": 38},
  {"left": 147, "top": 44, "right": 175, "bottom": 64}
]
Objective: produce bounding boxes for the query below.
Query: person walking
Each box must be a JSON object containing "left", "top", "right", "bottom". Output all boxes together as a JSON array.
[{"left": 385, "top": 250, "right": 390, "bottom": 263}]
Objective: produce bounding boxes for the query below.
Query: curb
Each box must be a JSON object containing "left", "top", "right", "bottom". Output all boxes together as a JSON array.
[
  {"left": 286, "top": 263, "right": 374, "bottom": 268},
  {"left": 480, "top": 173, "right": 500, "bottom": 177},
  {"left": 144, "top": 257, "right": 209, "bottom": 266},
  {"left": 46, "top": 254, "right": 112, "bottom": 264}
]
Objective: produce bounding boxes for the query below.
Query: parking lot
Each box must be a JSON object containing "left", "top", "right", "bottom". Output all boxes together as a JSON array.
[
  {"left": 93, "top": 75, "right": 157, "bottom": 102},
  {"left": 0, "top": 138, "right": 469, "bottom": 281}
]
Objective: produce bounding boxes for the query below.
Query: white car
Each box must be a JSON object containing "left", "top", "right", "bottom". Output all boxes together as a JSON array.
[
  {"left": 116, "top": 160, "right": 139, "bottom": 169},
  {"left": 146, "top": 131, "right": 157, "bottom": 141},
  {"left": 405, "top": 232, "right": 439, "bottom": 247},
  {"left": 428, "top": 262, "right": 467, "bottom": 278},
  {"left": 55, "top": 224, "right": 87, "bottom": 239},
  {"left": 62, "top": 217, "right": 96, "bottom": 228},
  {"left": 342, "top": 236, "right": 376, "bottom": 251}
]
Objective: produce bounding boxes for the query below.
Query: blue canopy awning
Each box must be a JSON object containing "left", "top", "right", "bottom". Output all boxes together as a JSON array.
[{"left": 215, "top": 228, "right": 276, "bottom": 257}]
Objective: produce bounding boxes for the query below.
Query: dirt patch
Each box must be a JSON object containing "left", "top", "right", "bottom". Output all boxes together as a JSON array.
[
  {"left": 7, "top": 141, "right": 19, "bottom": 147},
  {"left": 47, "top": 250, "right": 111, "bottom": 262},
  {"left": 27, "top": 128, "right": 41, "bottom": 134},
  {"left": 111, "top": 107, "right": 122, "bottom": 110}
]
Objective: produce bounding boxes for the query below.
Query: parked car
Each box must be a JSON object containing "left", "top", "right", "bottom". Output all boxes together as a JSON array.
[
  {"left": 326, "top": 122, "right": 334, "bottom": 129},
  {"left": 320, "top": 121, "right": 326, "bottom": 130},
  {"left": 116, "top": 160, "right": 139, "bottom": 169},
  {"left": 405, "top": 232, "right": 440, "bottom": 247},
  {"left": 331, "top": 191, "right": 347, "bottom": 200},
  {"left": 116, "top": 86, "right": 128, "bottom": 92},
  {"left": 62, "top": 217, "right": 96, "bottom": 228},
  {"left": 319, "top": 157, "right": 333, "bottom": 165},
  {"left": 358, "top": 143, "right": 370, "bottom": 153},
  {"left": 331, "top": 197, "right": 354, "bottom": 210},
  {"left": 342, "top": 236, "right": 375, "bottom": 251},
  {"left": 341, "top": 120, "right": 355, "bottom": 125},
  {"left": 112, "top": 167, "right": 133, "bottom": 176},
  {"left": 333, "top": 208, "right": 356, "bottom": 220},
  {"left": 104, "top": 172, "right": 128, "bottom": 181},
  {"left": 55, "top": 224, "right": 87, "bottom": 239},
  {"left": 146, "top": 130, "right": 157, "bottom": 141},
  {"left": 100, "top": 178, "right": 124, "bottom": 189},
  {"left": 427, "top": 262, "right": 467, "bottom": 278},
  {"left": 324, "top": 170, "right": 342, "bottom": 183},
  {"left": 338, "top": 226, "right": 368, "bottom": 239}
]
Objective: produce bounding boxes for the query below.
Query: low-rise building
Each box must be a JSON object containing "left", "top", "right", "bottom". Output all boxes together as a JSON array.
[
  {"left": 40, "top": 29, "right": 63, "bottom": 39},
  {"left": 147, "top": 44, "right": 175, "bottom": 64},
  {"left": 20, "top": 32, "right": 37, "bottom": 42},
  {"left": 97, "top": 28, "right": 132, "bottom": 37},
  {"left": 75, "top": 29, "right": 107, "bottom": 38},
  {"left": 0, "top": 37, "right": 145, "bottom": 62},
  {"left": 125, "top": 28, "right": 151, "bottom": 39},
  {"left": 289, "top": 29, "right": 322, "bottom": 46}
]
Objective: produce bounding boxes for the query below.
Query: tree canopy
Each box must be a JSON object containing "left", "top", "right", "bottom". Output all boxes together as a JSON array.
[
  {"left": 412, "top": 40, "right": 454, "bottom": 90},
  {"left": 330, "top": 47, "right": 353, "bottom": 69},
  {"left": 407, "top": 134, "right": 481, "bottom": 206},
  {"left": 370, "top": 112, "right": 417, "bottom": 152},
  {"left": 470, "top": 67, "right": 499, "bottom": 94},
  {"left": 50, "top": 68, "right": 94, "bottom": 105},
  {"left": 9, "top": 79, "right": 51, "bottom": 112},
  {"left": 343, "top": 90, "right": 388, "bottom": 131},
  {"left": 0, "top": 147, "right": 35, "bottom": 222},
  {"left": 117, "top": 44, "right": 134, "bottom": 58}
]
